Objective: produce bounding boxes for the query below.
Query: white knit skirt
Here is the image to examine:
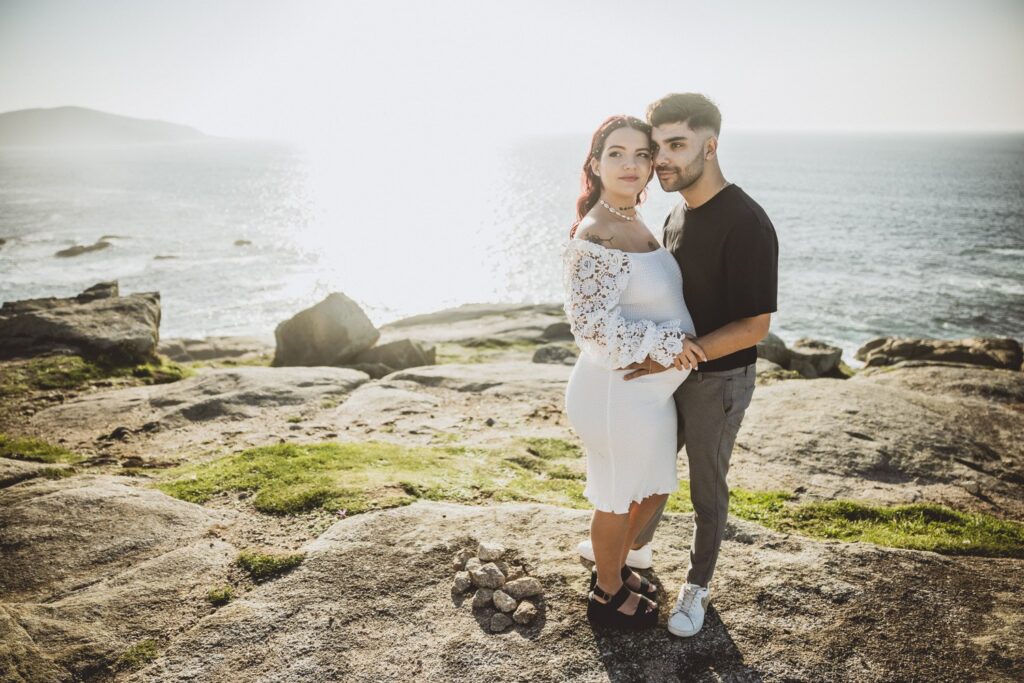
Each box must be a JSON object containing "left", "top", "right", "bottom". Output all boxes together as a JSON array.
[{"left": 564, "top": 353, "right": 690, "bottom": 514}]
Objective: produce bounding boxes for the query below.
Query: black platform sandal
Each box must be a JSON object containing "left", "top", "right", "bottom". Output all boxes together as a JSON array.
[
  {"left": 590, "top": 565, "right": 658, "bottom": 601},
  {"left": 587, "top": 582, "right": 658, "bottom": 629}
]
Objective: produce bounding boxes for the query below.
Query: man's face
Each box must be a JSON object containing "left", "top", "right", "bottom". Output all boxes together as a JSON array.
[{"left": 651, "top": 121, "right": 712, "bottom": 193}]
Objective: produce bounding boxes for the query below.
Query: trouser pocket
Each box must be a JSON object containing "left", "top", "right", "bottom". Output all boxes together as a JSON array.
[{"left": 722, "top": 369, "right": 756, "bottom": 428}]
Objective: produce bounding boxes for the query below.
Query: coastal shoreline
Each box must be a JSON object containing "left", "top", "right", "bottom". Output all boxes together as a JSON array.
[{"left": 1, "top": 293, "right": 1022, "bottom": 681}]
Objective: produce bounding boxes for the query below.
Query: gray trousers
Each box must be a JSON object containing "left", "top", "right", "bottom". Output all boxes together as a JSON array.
[{"left": 634, "top": 363, "right": 756, "bottom": 587}]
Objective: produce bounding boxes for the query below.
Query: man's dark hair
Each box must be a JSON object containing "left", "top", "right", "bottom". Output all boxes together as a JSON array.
[{"left": 646, "top": 93, "right": 722, "bottom": 136}]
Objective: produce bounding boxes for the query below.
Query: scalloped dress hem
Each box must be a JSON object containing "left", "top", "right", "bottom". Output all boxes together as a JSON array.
[{"left": 583, "top": 481, "right": 680, "bottom": 515}]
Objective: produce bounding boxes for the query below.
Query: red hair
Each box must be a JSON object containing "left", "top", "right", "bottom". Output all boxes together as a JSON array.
[{"left": 569, "top": 115, "right": 653, "bottom": 239}]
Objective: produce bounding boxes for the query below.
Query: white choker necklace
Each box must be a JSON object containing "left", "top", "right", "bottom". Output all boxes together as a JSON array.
[{"left": 599, "top": 199, "right": 639, "bottom": 222}]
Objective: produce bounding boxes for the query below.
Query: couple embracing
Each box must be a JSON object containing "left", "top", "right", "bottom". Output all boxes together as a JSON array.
[{"left": 561, "top": 93, "right": 778, "bottom": 635}]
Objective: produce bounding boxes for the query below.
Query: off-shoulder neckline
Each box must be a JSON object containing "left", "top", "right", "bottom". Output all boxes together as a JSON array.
[{"left": 566, "top": 239, "right": 665, "bottom": 257}]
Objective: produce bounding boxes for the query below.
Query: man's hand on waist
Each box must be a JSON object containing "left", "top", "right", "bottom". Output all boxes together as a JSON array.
[{"left": 621, "top": 336, "right": 707, "bottom": 380}]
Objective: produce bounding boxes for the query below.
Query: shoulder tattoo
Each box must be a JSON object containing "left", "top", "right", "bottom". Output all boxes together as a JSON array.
[{"left": 585, "top": 233, "right": 613, "bottom": 246}]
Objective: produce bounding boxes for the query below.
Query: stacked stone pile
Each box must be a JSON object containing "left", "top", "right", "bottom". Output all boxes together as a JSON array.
[{"left": 451, "top": 541, "right": 542, "bottom": 632}]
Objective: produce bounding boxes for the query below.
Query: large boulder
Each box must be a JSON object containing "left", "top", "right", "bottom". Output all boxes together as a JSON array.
[
  {"left": 756, "top": 332, "right": 790, "bottom": 367},
  {"left": 341, "top": 362, "right": 394, "bottom": 380},
  {"left": 755, "top": 358, "right": 800, "bottom": 381},
  {"left": 350, "top": 339, "right": 436, "bottom": 372},
  {"left": 0, "top": 280, "right": 160, "bottom": 363},
  {"left": 74, "top": 281, "right": 120, "bottom": 302},
  {"left": 788, "top": 338, "right": 843, "bottom": 379},
  {"left": 272, "top": 293, "right": 379, "bottom": 367},
  {"left": 856, "top": 337, "right": 1023, "bottom": 370},
  {"left": 755, "top": 358, "right": 785, "bottom": 374},
  {"left": 0, "top": 281, "right": 121, "bottom": 314},
  {"left": 757, "top": 334, "right": 842, "bottom": 379},
  {"left": 531, "top": 343, "right": 577, "bottom": 366},
  {"left": 540, "top": 322, "right": 573, "bottom": 342},
  {"left": 54, "top": 240, "right": 111, "bottom": 257}
]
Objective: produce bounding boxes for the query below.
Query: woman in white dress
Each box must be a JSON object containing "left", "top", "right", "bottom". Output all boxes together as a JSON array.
[{"left": 562, "top": 115, "right": 706, "bottom": 628}]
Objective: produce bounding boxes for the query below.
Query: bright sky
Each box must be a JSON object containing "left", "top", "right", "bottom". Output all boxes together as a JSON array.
[{"left": 1, "top": 0, "right": 1023, "bottom": 145}]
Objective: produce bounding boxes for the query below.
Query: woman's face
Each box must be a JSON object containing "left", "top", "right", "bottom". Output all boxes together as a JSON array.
[{"left": 591, "top": 126, "right": 652, "bottom": 199}]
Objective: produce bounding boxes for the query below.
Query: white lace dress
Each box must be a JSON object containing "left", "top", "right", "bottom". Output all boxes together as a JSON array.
[{"left": 561, "top": 238, "right": 695, "bottom": 514}]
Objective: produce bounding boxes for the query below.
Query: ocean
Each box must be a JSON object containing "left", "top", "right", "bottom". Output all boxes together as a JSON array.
[{"left": 1, "top": 132, "right": 1022, "bottom": 362}]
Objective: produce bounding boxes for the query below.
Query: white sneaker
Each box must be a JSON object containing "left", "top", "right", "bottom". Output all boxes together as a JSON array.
[
  {"left": 667, "top": 583, "right": 711, "bottom": 637},
  {"left": 576, "top": 540, "right": 653, "bottom": 569}
]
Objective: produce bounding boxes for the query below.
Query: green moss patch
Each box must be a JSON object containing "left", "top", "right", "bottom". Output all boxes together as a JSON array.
[
  {"left": 113, "top": 639, "right": 159, "bottom": 672},
  {"left": 776, "top": 501, "right": 1024, "bottom": 558},
  {"left": 665, "top": 482, "right": 794, "bottom": 521},
  {"left": 666, "top": 483, "right": 1022, "bottom": 558},
  {"left": 756, "top": 367, "right": 804, "bottom": 382},
  {"left": 156, "top": 437, "right": 1023, "bottom": 558},
  {"left": 236, "top": 551, "right": 305, "bottom": 582},
  {"left": 429, "top": 431, "right": 462, "bottom": 445},
  {"left": 156, "top": 438, "right": 589, "bottom": 515},
  {"left": 129, "top": 357, "right": 193, "bottom": 383},
  {"left": 835, "top": 361, "right": 857, "bottom": 378},
  {"left": 206, "top": 585, "right": 235, "bottom": 606},
  {"left": 821, "top": 361, "right": 857, "bottom": 379},
  {"left": 0, "top": 433, "right": 83, "bottom": 463},
  {"left": 435, "top": 339, "right": 543, "bottom": 364},
  {"left": 522, "top": 436, "right": 582, "bottom": 460},
  {"left": 38, "top": 466, "right": 78, "bottom": 480},
  {"left": 0, "top": 353, "right": 192, "bottom": 398}
]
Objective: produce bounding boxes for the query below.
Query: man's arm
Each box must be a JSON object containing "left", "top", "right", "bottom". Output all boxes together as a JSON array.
[
  {"left": 624, "top": 206, "right": 777, "bottom": 380},
  {"left": 621, "top": 316, "right": 768, "bottom": 380},
  {"left": 693, "top": 313, "right": 771, "bottom": 362},
  {"left": 620, "top": 334, "right": 706, "bottom": 379}
]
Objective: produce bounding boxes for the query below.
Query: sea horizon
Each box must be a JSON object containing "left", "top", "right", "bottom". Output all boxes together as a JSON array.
[{"left": 2, "top": 130, "right": 1022, "bottom": 362}]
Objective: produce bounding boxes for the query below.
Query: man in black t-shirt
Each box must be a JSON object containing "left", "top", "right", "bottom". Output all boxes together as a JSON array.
[{"left": 623, "top": 93, "right": 779, "bottom": 638}]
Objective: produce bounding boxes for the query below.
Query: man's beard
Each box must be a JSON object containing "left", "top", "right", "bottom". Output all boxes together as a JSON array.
[{"left": 657, "top": 154, "right": 705, "bottom": 192}]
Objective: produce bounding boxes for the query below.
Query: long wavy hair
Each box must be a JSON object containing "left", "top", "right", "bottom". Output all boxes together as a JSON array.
[{"left": 569, "top": 115, "right": 653, "bottom": 238}]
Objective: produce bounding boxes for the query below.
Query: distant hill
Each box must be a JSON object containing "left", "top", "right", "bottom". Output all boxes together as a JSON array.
[{"left": 0, "top": 106, "right": 209, "bottom": 147}]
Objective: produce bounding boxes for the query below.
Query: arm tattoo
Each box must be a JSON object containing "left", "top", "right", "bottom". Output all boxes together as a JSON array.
[{"left": 585, "top": 234, "right": 614, "bottom": 246}]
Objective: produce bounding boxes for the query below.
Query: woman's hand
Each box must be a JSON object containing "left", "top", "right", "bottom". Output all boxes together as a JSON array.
[
  {"left": 623, "top": 356, "right": 669, "bottom": 380},
  {"left": 622, "top": 336, "right": 708, "bottom": 380}
]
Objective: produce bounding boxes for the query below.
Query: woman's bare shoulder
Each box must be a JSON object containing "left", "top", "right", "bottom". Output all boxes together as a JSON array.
[{"left": 574, "top": 212, "right": 618, "bottom": 247}]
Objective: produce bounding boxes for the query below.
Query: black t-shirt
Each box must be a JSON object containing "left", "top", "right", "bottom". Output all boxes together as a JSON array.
[{"left": 662, "top": 184, "right": 778, "bottom": 372}]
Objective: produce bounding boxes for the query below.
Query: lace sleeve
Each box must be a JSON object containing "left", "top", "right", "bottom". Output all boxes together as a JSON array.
[{"left": 561, "top": 240, "right": 685, "bottom": 369}]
